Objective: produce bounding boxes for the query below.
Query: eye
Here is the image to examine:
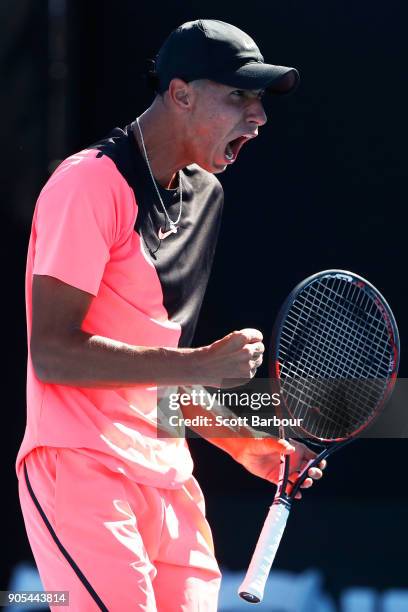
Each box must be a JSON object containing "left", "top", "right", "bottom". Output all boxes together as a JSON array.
[{"left": 230, "top": 89, "right": 265, "bottom": 100}]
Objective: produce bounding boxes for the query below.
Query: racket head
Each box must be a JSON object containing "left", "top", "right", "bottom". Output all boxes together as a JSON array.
[{"left": 270, "top": 270, "right": 400, "bottom": 443}]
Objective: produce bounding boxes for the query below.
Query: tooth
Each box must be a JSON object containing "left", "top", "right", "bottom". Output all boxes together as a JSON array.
[{"left": 225, "top": 143, "right": 233, "bottom": 160}]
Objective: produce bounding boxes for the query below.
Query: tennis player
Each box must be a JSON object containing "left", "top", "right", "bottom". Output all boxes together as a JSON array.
[{"left": 17, "top": 20, "right": 325, "bottom": 611}]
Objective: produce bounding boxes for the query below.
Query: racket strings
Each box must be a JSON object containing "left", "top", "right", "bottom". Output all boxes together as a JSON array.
[
  {"left": 284, "top": 284, "right": 388, "bottom": 430},
  {"left": 287, "top": 283, "right": 390, "bottom": 379},
  {"left": 282, "top": 279, "right": 391, "bottom": 381},
  {"left": 283, "top": 340, "right": 388, "bottom": 434},
  {"left": 289, "top": 378, "right": 385, "bottom": 439},
  {"left": 283, "top": 301, "right": 388, "bottom": 390},
  {"left": 316, "top": 280, "right": 390, "bottom": 378},
  {"left": 280, "top": 280, "right": 364, "bottom": 437},
  {"left": 307, "top": 283, "right": 391, "bottom": 372},
  {"left": 278, "top": 276, "right": 394, "bottom": 439}
]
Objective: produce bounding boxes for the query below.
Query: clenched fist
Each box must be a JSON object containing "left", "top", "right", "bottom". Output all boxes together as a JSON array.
[{"left": 196, "top": 328, "right": 264, "bottom": 387}]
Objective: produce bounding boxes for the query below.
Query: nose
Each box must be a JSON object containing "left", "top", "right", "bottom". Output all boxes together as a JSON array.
[{"left": 246, "top": 99, "right": 267, "bottom": 127}]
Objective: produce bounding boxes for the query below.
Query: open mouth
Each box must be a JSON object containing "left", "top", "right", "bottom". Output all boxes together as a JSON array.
[{"left": 224, "top": 136, "right": 251, "bottom": 163}]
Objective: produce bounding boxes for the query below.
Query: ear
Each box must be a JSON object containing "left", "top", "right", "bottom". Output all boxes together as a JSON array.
[{"left": 167, "top": 78, "right": 194, "bottom": 111}]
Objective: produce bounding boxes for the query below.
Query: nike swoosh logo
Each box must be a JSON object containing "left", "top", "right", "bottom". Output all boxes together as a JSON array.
[{"left": 158, "top": 226, "right": 177, "bottom": 240}]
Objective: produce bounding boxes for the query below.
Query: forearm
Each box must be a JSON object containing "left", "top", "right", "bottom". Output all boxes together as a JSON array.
[
  {"left": 178, "top": 387, "right": 297, "bottom": 483},
  {"left": 179, "top": 385, "right": 265, "bottom": 458},
  {"left": 32, "top": 329, "right": 205, "bottom": 387}
]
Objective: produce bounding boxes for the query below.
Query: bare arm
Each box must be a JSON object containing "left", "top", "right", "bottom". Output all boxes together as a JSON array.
[
  {"left": 30, "top": 275, "right": 264, "bottom": 388},
  {"left": 177, "top": 386, "right": 325, "bottom": 492},
  {"left": 31, "top": 276, "right": 326, "bottom": 489}
]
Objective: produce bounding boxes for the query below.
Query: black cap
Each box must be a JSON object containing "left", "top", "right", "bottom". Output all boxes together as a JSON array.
[{"left": 154, "top": 19, "right": 299, "bottom": 95}]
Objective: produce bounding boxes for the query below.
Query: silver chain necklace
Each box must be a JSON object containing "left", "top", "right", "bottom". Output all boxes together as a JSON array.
[{"left": 135, "top": 117, "right": 182, "bottom": 239}]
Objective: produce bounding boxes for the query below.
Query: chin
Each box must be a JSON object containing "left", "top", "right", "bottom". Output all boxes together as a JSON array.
[
  {"left": 195, "top": 158, "right": 228, "bottom": 174},
  {"left": 208, "top": 156, "right": 230, "bottom": 173},
  {"left": 212, "top": 166, "right": 228, "bottom": 174}
]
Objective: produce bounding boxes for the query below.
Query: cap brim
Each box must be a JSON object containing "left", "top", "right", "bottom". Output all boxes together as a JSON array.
[{"left": 212, "top": 64, "right": 300, "bottom": 95}]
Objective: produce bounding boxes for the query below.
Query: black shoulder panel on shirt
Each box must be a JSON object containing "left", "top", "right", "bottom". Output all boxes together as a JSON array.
[{"left": 88, "top": 124, "right": 223, "bottom": 347}]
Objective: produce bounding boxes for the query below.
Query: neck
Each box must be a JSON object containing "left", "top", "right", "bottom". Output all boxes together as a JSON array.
[{"left": 134, "top": 99, "right": 190, "bottom": 189}]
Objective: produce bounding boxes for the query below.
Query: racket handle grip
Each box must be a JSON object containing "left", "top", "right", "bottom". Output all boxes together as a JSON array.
[{"left": 238, "top": 501, "right": 290, "bottom": 603}]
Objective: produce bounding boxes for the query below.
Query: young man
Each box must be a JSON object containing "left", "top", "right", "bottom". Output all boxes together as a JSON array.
[{"left": 17, "top": 20, "right": 325, "bottom": 610}]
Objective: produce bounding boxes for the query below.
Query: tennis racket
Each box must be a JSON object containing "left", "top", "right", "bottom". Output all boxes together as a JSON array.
[{"left": 239, "top": 269, "right": 399, "bottom": 603}]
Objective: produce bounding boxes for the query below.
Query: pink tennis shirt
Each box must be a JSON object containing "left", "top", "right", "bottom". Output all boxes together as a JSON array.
[{"left": 17, "top": 123, "right": 224, "bottom": 488}]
